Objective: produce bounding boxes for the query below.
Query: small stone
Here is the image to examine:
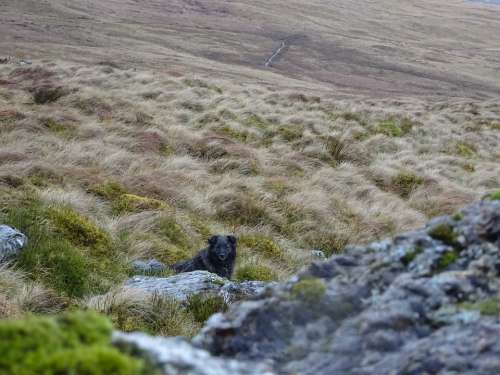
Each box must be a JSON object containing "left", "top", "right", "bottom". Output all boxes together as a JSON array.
[{"left": 0, "top": 225, "right": 28, "bottom": 262}]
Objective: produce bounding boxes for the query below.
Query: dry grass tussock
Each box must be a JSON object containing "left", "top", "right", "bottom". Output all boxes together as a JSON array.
[{"left": 1, "top": 61, "right": 499, "bottom": 321}]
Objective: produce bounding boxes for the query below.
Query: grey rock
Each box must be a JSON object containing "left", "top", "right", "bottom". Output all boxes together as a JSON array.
[
  {"left": 124, "top": 270, "right": 270, "bottom": 303},
  {"left": 131, "top": 259, "right": 167, "bottom": 275},
  {"left": 193, "top": 200, "right": 500, "bottom": 374},
  {"left": 0, "top": 225, "right": 27, "bottom": 262},
  {"left": 112, "top": 331, "right": 275, "bottom": 375},
  {"left": 311, "top": 250, "right": 326, "bottom": 260}
]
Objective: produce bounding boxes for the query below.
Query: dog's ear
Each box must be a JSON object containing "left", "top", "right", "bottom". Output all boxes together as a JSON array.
[
  {"left": 227, "top": 235, "right": 237, "bottom": 246},
  {"left": 208, "top": 235, "right": 218, "bottom": 247}
]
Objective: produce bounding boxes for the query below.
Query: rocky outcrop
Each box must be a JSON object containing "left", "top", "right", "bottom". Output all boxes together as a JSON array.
[
  {"left": 124, "top": 270, "right": 272, "bottom": 304},
  {"left": 192, "top": 200, "right": 500, "bottom": 374},
  {"left": 0, "top": 225, "right": 27, "bottom": 262},
  {"left": 112, "top": 332, "right": 275, "bottom": 375}
]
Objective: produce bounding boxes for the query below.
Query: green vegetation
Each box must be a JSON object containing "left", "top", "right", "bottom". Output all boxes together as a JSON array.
[
  {"left": 0, "top": 311, "right": 152, "bottom": 375},
  {"left": 235, "top": 264, "right": 277, "bottom": 282},
  {"left": 454, "top": 142, "right": 477, "bottom": 158},
  {"left": 89, "top": 182, "right": 167, "bottom": 215},
  {"left": 460, "top": 298, "right": 500, "bottom": 316},
  {"left": 400, "top": 246, "right": 424, "bottom": 266},
  {"left": 2, "top": 196, "right": 126, "bottom": 297},
  {"left": 291, "top": 277, "right": 326, "bottom": 303},
  {"left": 436, "top": 250, "right": 459, "bottom": 271},
  {"left": 186, "top": 294, "right": 228, "bottom": 323},
  {"left": 487, "top": 191, "right": 500, "bottom": 201},
  {"left": 428, "top": 223, "right": 459, "bottom": 247},
  {"left": 277, "top": 125, "right": 303, "bottom": 142},
  {"left": 213, "top": 192, "right": 270, "bottom": 227},
  {"left": 376, "top": 117, "right": 413, "bottom": 137},
  {"left": 239, "top": 235, "right": 285, "bottom": 260},
  {"left": 41, "top": 118, "right": 73, "bottom": 135},
  {"left": 391, "top": 172, "right": 424, "bottom": 198}
]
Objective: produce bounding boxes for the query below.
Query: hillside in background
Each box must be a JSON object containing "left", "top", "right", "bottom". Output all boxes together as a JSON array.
[{"left": 2, "top": 0, "right": 500, "bottom": 98}]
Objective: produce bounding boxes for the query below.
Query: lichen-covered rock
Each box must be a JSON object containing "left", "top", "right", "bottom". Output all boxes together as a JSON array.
[
  {"left": 193, "top": 200, "right": 500, "bottom": 374},
  {"left": 112, "top": 331, "right": 275, "bottom": 375},
  {"left": 0, "top": 225, "right": 27, "bottom": 262},
  {"left": 131, "top": 259, "right": 167, "bottom": 275},
  {"left": 124, "top": 270, "right": 270, "bottom": 303}
]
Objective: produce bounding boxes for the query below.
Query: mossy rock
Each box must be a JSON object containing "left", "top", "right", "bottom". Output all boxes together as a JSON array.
[
  {"left": 112, "top": 194, "right": 167, "bottom": 214},
  {"left": 291, "top": 277, "right": 326, "bottom": 303},
  {"left": 235, "top": 264, "right": 277, "bottom": 282},
  {"left": 436, "top": 250, "right": 460, "bottom": 271},
  {"left": 239, "top": 235, "right": 285, "bottom": 260},
  {"left": 0, "top": 311, "right": 151, "bottom": 375}
]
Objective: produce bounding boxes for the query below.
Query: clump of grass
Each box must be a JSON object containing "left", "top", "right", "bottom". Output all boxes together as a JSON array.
[
  {"left": 213, "top": 192, "right": 270, "bottom": 227},
  {"left": 179, "top": 101, "right": 204, "bottom": 112},
  {"left": 0, "top": 310, "right": 150, "bottom": 375},
  {"left": 453, "top": 142, "right": 477, "bottom": 158},
  {"left": 212, "top": 124, "right": 251, "bottom": 143},
  {"left": 391, "top": 172, "right": 424, "bottom": 198},
  {"left": 185, "top": 294, "right": 227, "bottom": 323},
  {"left": 112, "top": 194, "right": 167, "bottom": 214},
  {"left": 302, "top": 230, "right": 348, "bottom": 257},
  {"left": 33, "top": 86, "right": 67, "bottom": 104},
  {"left": 235, "top": 264, "right": 277, "bottom": 281},
  {"left": 324, "top": 136, "right": 348, "bottom": 164},
  {"left": 239, "top": 235, "right": 285, "bottom": 260},
  {"left": 377, "top": 117, "right": 413, "bottom": 137},
  {"left": 291, "top": 277, "right": 326, "bottom": 303},
  {"left": 41, "top": 118, "right": 73, "bottom": 135},
  {"left": 340, "top": 112, "right": 364, "bottom": 124},
  {"left": 277, "top": 126, "right": 303, "bottom": 142}
]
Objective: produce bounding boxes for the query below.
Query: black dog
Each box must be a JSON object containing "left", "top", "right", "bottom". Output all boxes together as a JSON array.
[{"left": 172, "top": 235, "right": 237, "bottom": 279}]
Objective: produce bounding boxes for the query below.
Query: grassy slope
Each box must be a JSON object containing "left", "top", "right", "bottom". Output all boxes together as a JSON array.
[{"left": 0, "top": 0, "right": 499, "bottom": 339}]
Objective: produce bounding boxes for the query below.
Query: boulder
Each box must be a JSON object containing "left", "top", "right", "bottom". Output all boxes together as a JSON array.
[
  {"left": 124, "top": 270, "right": 271, "bottom": 303},
  {"left": 112, "top": 331, "right": 275, "bottom": 375},
  {"left": 191, "top": 200, "right": 500, "bottom": 374},
  {"left": 0, "top": 225, "right": 27, "bottom": 262}
]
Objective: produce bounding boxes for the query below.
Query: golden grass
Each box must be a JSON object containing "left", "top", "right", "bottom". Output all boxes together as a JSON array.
[{"left": 0, "top": 60, "right": 499, "bottom": 321}]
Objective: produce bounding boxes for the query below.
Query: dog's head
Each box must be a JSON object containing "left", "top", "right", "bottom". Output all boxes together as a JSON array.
[{"left": 208, "top": 235, "right": 237, "bottom": 262}]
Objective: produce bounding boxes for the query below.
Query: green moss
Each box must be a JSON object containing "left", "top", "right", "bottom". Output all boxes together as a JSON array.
[
  {"left": 452, "top": 212, "right": 464, "bottom": 221},
  {"left": 89, "top": 182, "right": 166, "bottom": 215},
  {"left": 291, "top": 277, "right": 326, "bottom": 303},
  {"left": 112, "top": 194, "right": 167, "bottom": 214},
  {"left": 239, "top": 235, "right": 285, "bottom": 260},
  {"left": 377, "top": 117, "right": 413, "bottom": 137},
  {"left": 157, "top": 217, "right": 191, "bottom": 250},
  {"left": 235, "top": 264, "right": 277, "bottom": 282},
  {"left": 428, "top": 223, "right": 459, "bottom": 246},
  {"left": 391, "top": 172, "right": 424, "bottom": 198},
  {"left": 454, "top": 142, "right": 477, "bottom": 158},
  {"left": 460, "top": 298, "right": 500, "bottom": 316},
  {"left": 401, "top": 246, "right": 424, "bottom": 266},
  {"left": 48, "top": 207, "right": 111, "bottom": 250},
  {"left": 0, "top": 311, "right": 150, "bottom": 375},
  {"left": 186, "top": 294, "right": 228, "bottom": 323},
  {"left": 41, "top": 118, "right": 73, "bottom": 135},
  {"left": 436, "top": 250, "right": 459, "bottom": 271},
  {"left": 487, "top": 191, "right": 500, "bottom": 201}
]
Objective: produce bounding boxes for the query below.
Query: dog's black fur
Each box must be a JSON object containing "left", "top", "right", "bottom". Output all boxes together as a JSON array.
[{"left": 172, "top": 235, "right": 237, "bottom": 279}]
